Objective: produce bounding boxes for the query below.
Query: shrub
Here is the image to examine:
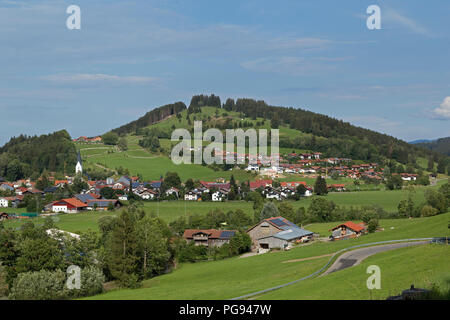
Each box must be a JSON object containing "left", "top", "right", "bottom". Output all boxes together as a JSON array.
[
  {"left": 9, "top": 267, "right": 105, "bottom": 300},
  {"left": 367, "top": 219, "right": 379, "bottom": 233},
  {"left": 9, "top": 270, "right": 67, "bottom": 300},
  {"left": 420, "top": 205, "right": 438, "bottom": 217}
]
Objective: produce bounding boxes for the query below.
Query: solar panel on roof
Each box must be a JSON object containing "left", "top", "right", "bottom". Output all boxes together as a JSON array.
[
  {"left": 270, "top": 218, "right": 287, "bottom": 227},
  {"left": 220, "top": 230, "right": 236, "bottom": 238}
]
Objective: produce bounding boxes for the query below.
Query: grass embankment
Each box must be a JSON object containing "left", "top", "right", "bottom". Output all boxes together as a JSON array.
[{"left": 257, "top": 244, "right": 450, "bottom": 300}]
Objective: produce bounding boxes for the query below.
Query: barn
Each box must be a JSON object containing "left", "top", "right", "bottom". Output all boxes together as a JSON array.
[{"left": 247, "top": 216, "right": 314, "bottom": 251}]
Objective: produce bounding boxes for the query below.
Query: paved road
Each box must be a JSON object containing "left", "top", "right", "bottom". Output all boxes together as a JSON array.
[{"left": 319, "top": 241, "right": 428, "bottom": 277}]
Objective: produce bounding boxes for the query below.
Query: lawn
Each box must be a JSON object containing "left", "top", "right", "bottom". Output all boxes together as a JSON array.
[{"left": 85, "top": 212, "right": 450, "bottom": 300}]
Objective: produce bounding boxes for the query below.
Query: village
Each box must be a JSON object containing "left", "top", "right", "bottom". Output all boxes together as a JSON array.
[{"left": 0, "top": 146, "right": 422, "bottom": 255}]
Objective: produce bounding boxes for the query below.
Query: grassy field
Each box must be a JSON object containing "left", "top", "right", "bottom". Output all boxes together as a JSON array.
[
  {"left": 2, "top": 182, "right": 442, "bottom": 233},
  {"left": 257, "top": 244, "right": 450, "bottom": 300},
  {"left": 85, "top": 212, "right": 450, "bottom": 300},
  {"left": 291, "top": 187, "right": 429, "bottom": 213},
  {"left": 3, "top": 201, "right": 255, "bottom": 233}
]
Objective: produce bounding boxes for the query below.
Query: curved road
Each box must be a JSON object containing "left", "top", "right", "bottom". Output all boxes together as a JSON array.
[
  {"left": 230, "top": 238, "right": 434, "bottom": 300},
  {"left": 319, "top": 240, "right": 427, "bottom": 277}
]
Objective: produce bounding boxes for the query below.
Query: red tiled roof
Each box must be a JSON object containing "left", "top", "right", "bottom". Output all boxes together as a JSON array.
[
  {"left": 330, "top": 221, "right": 365, "bottom": 232},
  {"left": 250, "top": 180, "right": 272, "bottom": 189},
  {"left": 59, "top": 198, "right": 88, "bottom": 208}
]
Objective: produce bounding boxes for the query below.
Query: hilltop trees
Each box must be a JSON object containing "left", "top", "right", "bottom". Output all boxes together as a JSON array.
[
  {"left": 113, "top": 102, "right": 186, "bottom": 136},
  {"left": 189, "top": 94, "right": 221, "bottom": 111},
  {"left": 0, "top": 130, "right": 77, "bottom": 179},
  {"left": 102, "top": 132, "right": 119, "bottom": 145}
]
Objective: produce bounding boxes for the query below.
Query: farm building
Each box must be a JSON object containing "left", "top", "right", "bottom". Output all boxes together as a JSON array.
[
  {"left": 183, "top": 229, "right": 237, "bottom": 247},
  {"left": 247, "top": 216, "right": 314, "bottom": 251},
  {"left": 51, "top": 198, "right": 88, "bottom": 213},
  {"left": 86, "top": 199, "right": 122, "bottom": 211},
  {"left": 329, "top": 221, "right": 367, "bottom": 241}
]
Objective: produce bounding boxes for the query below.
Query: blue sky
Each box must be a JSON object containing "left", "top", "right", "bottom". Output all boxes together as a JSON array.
[{"left": 1, "top": 0, "right": 449, "bottom": 145}]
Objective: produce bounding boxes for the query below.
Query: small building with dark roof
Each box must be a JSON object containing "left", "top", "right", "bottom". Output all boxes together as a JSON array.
[{"left": 329, "top": 221, "right": 367, "bottom": 241}]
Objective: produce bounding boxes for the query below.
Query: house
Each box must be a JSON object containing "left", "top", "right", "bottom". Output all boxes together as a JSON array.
[
  {"left": 0, "top": 196, "right": 22, "bottom": 208},
  {"left": 329, "top": 222, "right": 367, "bottom": 241},
  {"left": 183, "top": 229, "right": 237, "bottom": 247},
  {"left": 0, "top": 183, "right": 14, "bottom": 192},
  {"left": 328, "top": 184, "right": 346, "bottom": 192},
  {"left": 245, "top": 164, "right": 259, "bottom": 171},
  {"left": 247, "top": 216, "right": 314, "bottom": 251},
  {"left": 137, "top": 189, "right": 158, "bottom": 200},
  {"left": 212, "top": 190, "right": 227, "bottom": 202},
  {"left": 118, "top": 194, "right": 129, "bottom": 201},
  {"left": 249, "top": 179, "right": 272, "bottom": 191},
  {"left": 0, "top": 197, "right": 9, "bottom": 207},
  {"left": 0, "top": 212, "right": 9, "bottom": 220},
  {"left": 184, "top": 191, "right": 201, "bottom": 201},
  {"left": 165, "top": 187, "right": 179, "bottom": 198},
  {"left": 400, "top": 173, "right": 418, "bottom": 181},
  {"left": 51, "top": 198, "right": 88, "bottom": 213}
]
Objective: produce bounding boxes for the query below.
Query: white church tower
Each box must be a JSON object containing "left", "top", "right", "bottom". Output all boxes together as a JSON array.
[{"left": 75, "top": 150, "right": 83, "bottom": 174}]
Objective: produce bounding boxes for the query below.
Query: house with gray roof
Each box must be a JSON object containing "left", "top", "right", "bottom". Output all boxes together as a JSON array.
[{"left": 247, "top": 216, "right": 314, "bottom": 251}]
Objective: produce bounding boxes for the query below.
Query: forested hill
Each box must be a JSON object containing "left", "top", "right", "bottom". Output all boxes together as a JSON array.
[
  {"left": 112, "top": 102, "right": 187, "bottom": 136},
  {"left": 0, "top": 130, "right": 77, "bottom": 181},
  {"left": 112, "top": 94, "right": 447, "bottom": 165},
  {"left": 414, "top": 137, "right": 450, "bottom": 156}
]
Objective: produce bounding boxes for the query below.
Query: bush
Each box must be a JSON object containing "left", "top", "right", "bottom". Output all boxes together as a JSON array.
[
  {"left": 74, "top": 266, "right": 105, "bottom": 298},
  {"left": 9, "top": 267, "right": 105, "bottom": 300},
  {"left": 420, "top": 205, "right": 438, "bottom": 217},
  {"left": 367, "top": 219, "right": 379, "bottom": 233},
  {"left": 9, "top": 270, "right": 67, "bottom": 300}
]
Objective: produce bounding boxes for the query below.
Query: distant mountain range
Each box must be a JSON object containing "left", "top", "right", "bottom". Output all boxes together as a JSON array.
[
  {"left": 409, "top": 139, "right": 437, "bottom": 144},
  {"left": 411, "top": 137, "right": 450, "bottom": 156}
]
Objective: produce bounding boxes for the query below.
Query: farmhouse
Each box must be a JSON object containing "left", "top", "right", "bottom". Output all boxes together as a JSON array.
[
  {"left": 183, "top": 229, "right": 237, "bottom": 247},
  {"left": 0, "top": 196, "right": 22, "bottom": 208},
  {"left": 329, "top": 221, "right": 367, "bottom": 241},
  {"left": 51, "top": 198, "right": 88, "bottom": 213},
  {"left": 247, "top": 216, "right": 314, "bottom": 251}
]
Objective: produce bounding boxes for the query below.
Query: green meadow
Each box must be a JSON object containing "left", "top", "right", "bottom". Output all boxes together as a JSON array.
[
  {"left": 2, "top": 183, "right": 441, "bottom": 234},
  {"left": 84, "top": 212, "right": 450, "bottom": 300},
  {"left": 257, "top": 244, "right": 450, "bottom": 300}
]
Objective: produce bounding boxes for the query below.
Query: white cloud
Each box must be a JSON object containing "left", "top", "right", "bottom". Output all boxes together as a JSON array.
[
  {"left": 384, "top": 7, "right": 429, "bottom": 35},
  {"left": 431, "top": 96, "right": 450, "bottom": 120}
]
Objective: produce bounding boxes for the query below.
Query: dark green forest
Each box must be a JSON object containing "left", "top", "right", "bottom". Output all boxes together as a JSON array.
[
  {"left": 0, "top": 130, "right": 76, "bottom": 181},
  {"left": 415, "top": 137, "right": 450, "bottom": 156},
  {"left": 112, "top": 102, "right": 187, "bottom": 136}
]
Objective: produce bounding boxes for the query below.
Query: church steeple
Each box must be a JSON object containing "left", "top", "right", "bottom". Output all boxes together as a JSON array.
[{"left": 76, "top": 150, "right": 83, "bottom": 174}]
